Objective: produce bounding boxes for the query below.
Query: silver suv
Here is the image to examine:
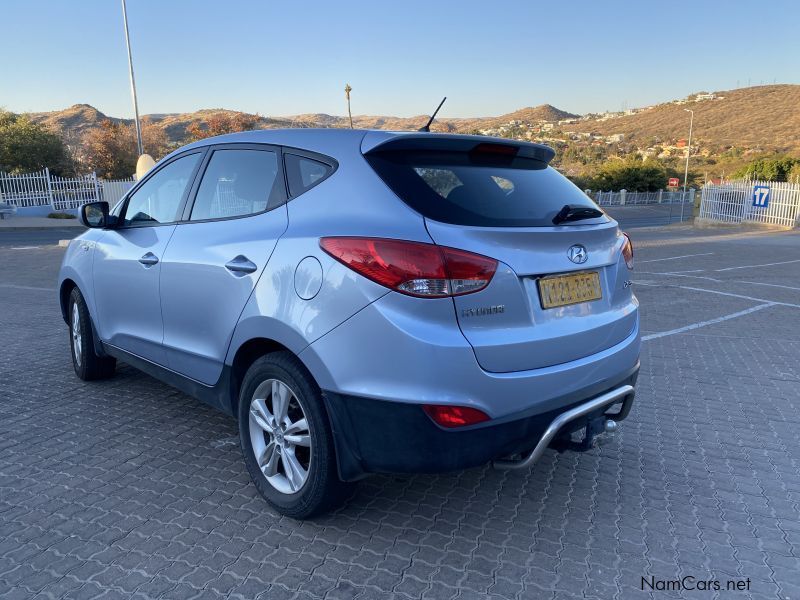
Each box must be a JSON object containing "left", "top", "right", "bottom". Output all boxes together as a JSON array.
[{"left": 59, "top": 130, "right": 639, "bottom": 518}]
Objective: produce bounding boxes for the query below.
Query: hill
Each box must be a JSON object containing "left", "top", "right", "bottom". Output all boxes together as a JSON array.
[
  {"left": 20, "top": 85, "right": 800, "bottom": 162},
  {"left": 27, "top": 103, "right": 125, "bottom": 143},
  {"left": 23, "top": 102, "right": 581, "bottom": 144},
  {"left": 565, "top": 85, "right": 800, "bottom": 152}
]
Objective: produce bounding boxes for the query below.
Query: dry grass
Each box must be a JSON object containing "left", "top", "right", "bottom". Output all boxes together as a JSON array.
[{"left": 565, "top": 85, "right": 800, "bottom": 153}]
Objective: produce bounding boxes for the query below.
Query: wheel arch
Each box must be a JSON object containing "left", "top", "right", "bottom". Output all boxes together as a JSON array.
[
  {"left": 59, "top": 278, "right": 78, "bottom": 324},
  {"left": 59, "top": 277, "right": 110, "bottom": 360},
  {"left": 228, "top": 337, "right": 320, "bottom": 417}
]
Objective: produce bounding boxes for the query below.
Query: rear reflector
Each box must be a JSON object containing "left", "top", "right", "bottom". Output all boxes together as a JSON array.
[
  {"left": 320, "top": 237, "right": 497, "bottom": 297},
  {"left": 422, "top": 404, "right": 490, "bottom": 428}
]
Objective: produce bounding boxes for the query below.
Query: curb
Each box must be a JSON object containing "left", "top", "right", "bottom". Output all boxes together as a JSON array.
[{"left": 0, "top": 226, "right": 83, "bottom": 231}]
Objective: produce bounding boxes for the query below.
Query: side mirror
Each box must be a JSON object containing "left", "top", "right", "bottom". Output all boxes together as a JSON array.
[{"left": 79, "top": 201, "right": 111, "bottom": 228}]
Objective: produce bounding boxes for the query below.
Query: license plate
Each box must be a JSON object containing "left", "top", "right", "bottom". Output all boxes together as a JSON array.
[{"left": 538, "top": 271, "right": 602, "bottom": 309}]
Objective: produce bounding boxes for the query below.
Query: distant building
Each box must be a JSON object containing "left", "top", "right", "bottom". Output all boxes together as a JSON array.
[
  {"left": 695, "top": 93, "right": 716, "bottom": 101},
  {"left": 676, "top": 139, "right": 687, "bottom": 148}
]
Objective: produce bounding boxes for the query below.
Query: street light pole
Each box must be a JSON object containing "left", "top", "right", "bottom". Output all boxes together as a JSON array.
[
  {"left": 681, "top": 108, "right": 694, "bottom": 221},
  {"left": 121, "top": 0, "right": 143, "bottom": 156}
]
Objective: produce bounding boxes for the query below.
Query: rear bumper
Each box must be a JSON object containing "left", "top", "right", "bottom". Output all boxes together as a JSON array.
[
  {"left": 299, "top": 289, "right": 641, "bottom": 480},
  {"left": 300, "top": 294, "right": 641, "bottom": 421},
  {"left": 324, "top": 364, "right": 639, "bottom": 481}
]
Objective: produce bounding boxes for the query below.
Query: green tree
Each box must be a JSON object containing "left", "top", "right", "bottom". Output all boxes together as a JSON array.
[
  {"left": 81, "top": 119, "right": 170, "bottom": 179},
  {"left": 732, "top": 155, "right": 799, "bottom": 181},
  {"left": 0, "top": 110, "right": 74, "bottom": 174},
  {"left": 589, "top": 157, "right": 668, "bottom": 191},
  {"left": 186, "top": 113, "right": 258, "bottom": 142},
  {"left": 788, "top": 162, "right": 800, "bottom": 184}
]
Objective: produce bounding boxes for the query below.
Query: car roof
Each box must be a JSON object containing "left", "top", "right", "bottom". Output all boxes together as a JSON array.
[
  {"left": 171, "top": 128, "right": 555, "bottom": 164},
  {"left": 178, "top": 128, "right": 367, "bottom": 155}
]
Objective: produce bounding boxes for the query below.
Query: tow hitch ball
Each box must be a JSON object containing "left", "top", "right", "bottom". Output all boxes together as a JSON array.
[
  {"left": 554, "top": 416, "right": 617, "bottom": 453},
  {"left": 579, "top": 415, "right": 616, "bottom": 450}
]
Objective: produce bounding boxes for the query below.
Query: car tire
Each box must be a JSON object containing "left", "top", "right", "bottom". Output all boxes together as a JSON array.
[
  {"left": 238, "top": 351, "right": 351, "bottom": 519},
  {"left": 68, "top": 287, "right": 116, "bottom": 381}
]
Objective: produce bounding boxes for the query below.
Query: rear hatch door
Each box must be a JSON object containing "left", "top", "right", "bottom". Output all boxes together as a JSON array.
[{"left": 364, "top": 134, "right": 637, "bottom": 372}]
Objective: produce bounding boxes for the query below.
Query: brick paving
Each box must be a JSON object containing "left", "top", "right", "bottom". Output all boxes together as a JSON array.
[{"left": 1, "top": 226, "right": 799, "bottom": 599}]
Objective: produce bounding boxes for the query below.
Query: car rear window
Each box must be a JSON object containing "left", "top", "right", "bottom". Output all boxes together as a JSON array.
[{"left": 365, "top": 149, "right": 604, "bottom": 227}]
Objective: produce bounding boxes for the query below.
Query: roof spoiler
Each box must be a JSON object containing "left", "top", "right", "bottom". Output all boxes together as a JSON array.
[{"left": 361, "top": 131, "right": 556, "bottom": 164}]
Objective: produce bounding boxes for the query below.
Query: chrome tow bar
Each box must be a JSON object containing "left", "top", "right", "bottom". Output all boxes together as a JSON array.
[{"left": 493, "top": 384, "right": 634, "bottom": 470}]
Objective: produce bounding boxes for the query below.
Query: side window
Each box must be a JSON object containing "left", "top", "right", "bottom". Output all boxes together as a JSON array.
[
  {"left": 285, "top": 154, "right": 333, "bottom": 197},
  {"left": 190, "top": 149, "right": 281, "bottom": 221},
  {"left": 123, "top": 153, "right": 201, "bottom": 226}
]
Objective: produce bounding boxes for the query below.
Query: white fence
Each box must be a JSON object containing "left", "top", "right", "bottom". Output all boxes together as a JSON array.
[
  {"left": 50, "top": 173, "right": 100, "bottom": 211},
  {"left": 591, "top": 189, "right": 696, "bottom": 206},
  {"left": 0, "top": 168, "right": 135, "bottom": 212},
  {"left": 0, "top": 169, "right": 51, "bottom": 207},
  {"left": 699, "top": 180, "right": 800, "bottom": 228},
  {"left": 101, "top": 179, "right": 137, "bottom": 209}
]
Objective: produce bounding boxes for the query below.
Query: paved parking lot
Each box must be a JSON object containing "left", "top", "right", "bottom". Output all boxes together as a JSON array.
[
  {"left": 1, "top": 224, "right": 799, "bottom": 600},
  {"left": 605, "top": 204, "right": 694, "bottom": 229}
]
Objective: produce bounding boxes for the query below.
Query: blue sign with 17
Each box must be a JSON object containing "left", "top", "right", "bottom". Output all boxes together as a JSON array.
[{"left": 752, "top": 185, "right": 770, "bottom": 208}]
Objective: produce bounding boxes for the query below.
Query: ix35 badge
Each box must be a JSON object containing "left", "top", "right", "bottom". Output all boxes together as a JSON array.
[
  {"left": 567, "top": 244, "right": 588, "bottom": 264},
  {"left": 462, "top": 305, "right": 505, "bottom": 318}
]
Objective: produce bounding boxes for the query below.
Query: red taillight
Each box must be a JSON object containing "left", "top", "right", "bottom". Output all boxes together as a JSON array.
[
  {"left": 320, "top": 237, "right": 497, "bottom": 297},
  {"left": 622, "top": 233, "right": 634, "bottom": 270},
  {"left": 422, "top": 404, "right": 490, "bottom": 428}
]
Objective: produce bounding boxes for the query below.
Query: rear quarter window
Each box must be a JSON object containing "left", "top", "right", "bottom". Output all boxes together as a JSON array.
[
  {"left": 285, "top": 154, "right": 335, "bottom": 197},
  {"left": 366, "top": 150, "right": 604, "bottom": 227}
]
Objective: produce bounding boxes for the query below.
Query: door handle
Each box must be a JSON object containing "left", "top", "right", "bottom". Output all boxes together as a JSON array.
[
  {"left": 225, "top": 255, "right": 257, "bottom": 274},
  {"left": 138, "top": 252, "right": 159, "bottom": 266}
]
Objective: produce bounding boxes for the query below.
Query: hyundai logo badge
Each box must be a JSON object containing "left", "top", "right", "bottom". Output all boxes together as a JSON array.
[{"left": 567, "top": 244, "right": 588, "bottom": 264}]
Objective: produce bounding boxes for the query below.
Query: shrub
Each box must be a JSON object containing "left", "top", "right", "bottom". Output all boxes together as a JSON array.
[
  {"left": 587, "top": 157, "right": 668, "bottom": 191},
  {"left": 732, "top": 156, "right": 799, "bottom": 182}
]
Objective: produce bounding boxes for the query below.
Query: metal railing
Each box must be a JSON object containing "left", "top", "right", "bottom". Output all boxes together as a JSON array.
[
  {"left": 100, "top": 178, "right": 136, "bottom": 208},
  {"left": 50, "top": 172, "right": 100, "bottom": 211},
  {"left": 590, "top": 189, "right": 695, "bottom": 206},
  {"left": 699, "top": 180, "right": 800, "bottom": 229},
  {"left": 0, "top": 169, "right": 135, "bottom": 212},
  {"left": 0, "top": 169, "right": 52, "bottom": 207}
]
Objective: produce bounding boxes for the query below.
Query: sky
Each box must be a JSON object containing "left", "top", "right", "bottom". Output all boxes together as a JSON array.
[{"left": 3, "top": 0, "right": 800, "bottom": 120}]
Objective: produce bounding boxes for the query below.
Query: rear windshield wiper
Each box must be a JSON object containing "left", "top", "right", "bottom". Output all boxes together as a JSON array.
[{"left": 552, "top": 204, "right": 604, "bottom": 225}]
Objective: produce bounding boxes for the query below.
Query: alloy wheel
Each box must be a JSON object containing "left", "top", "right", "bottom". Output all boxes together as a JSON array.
[
  {"left": 248, "top": 379, "right": 311, "bottom": 494},
  {"left": 72, "top": 303, "right": 82, "bottom": 367}
]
